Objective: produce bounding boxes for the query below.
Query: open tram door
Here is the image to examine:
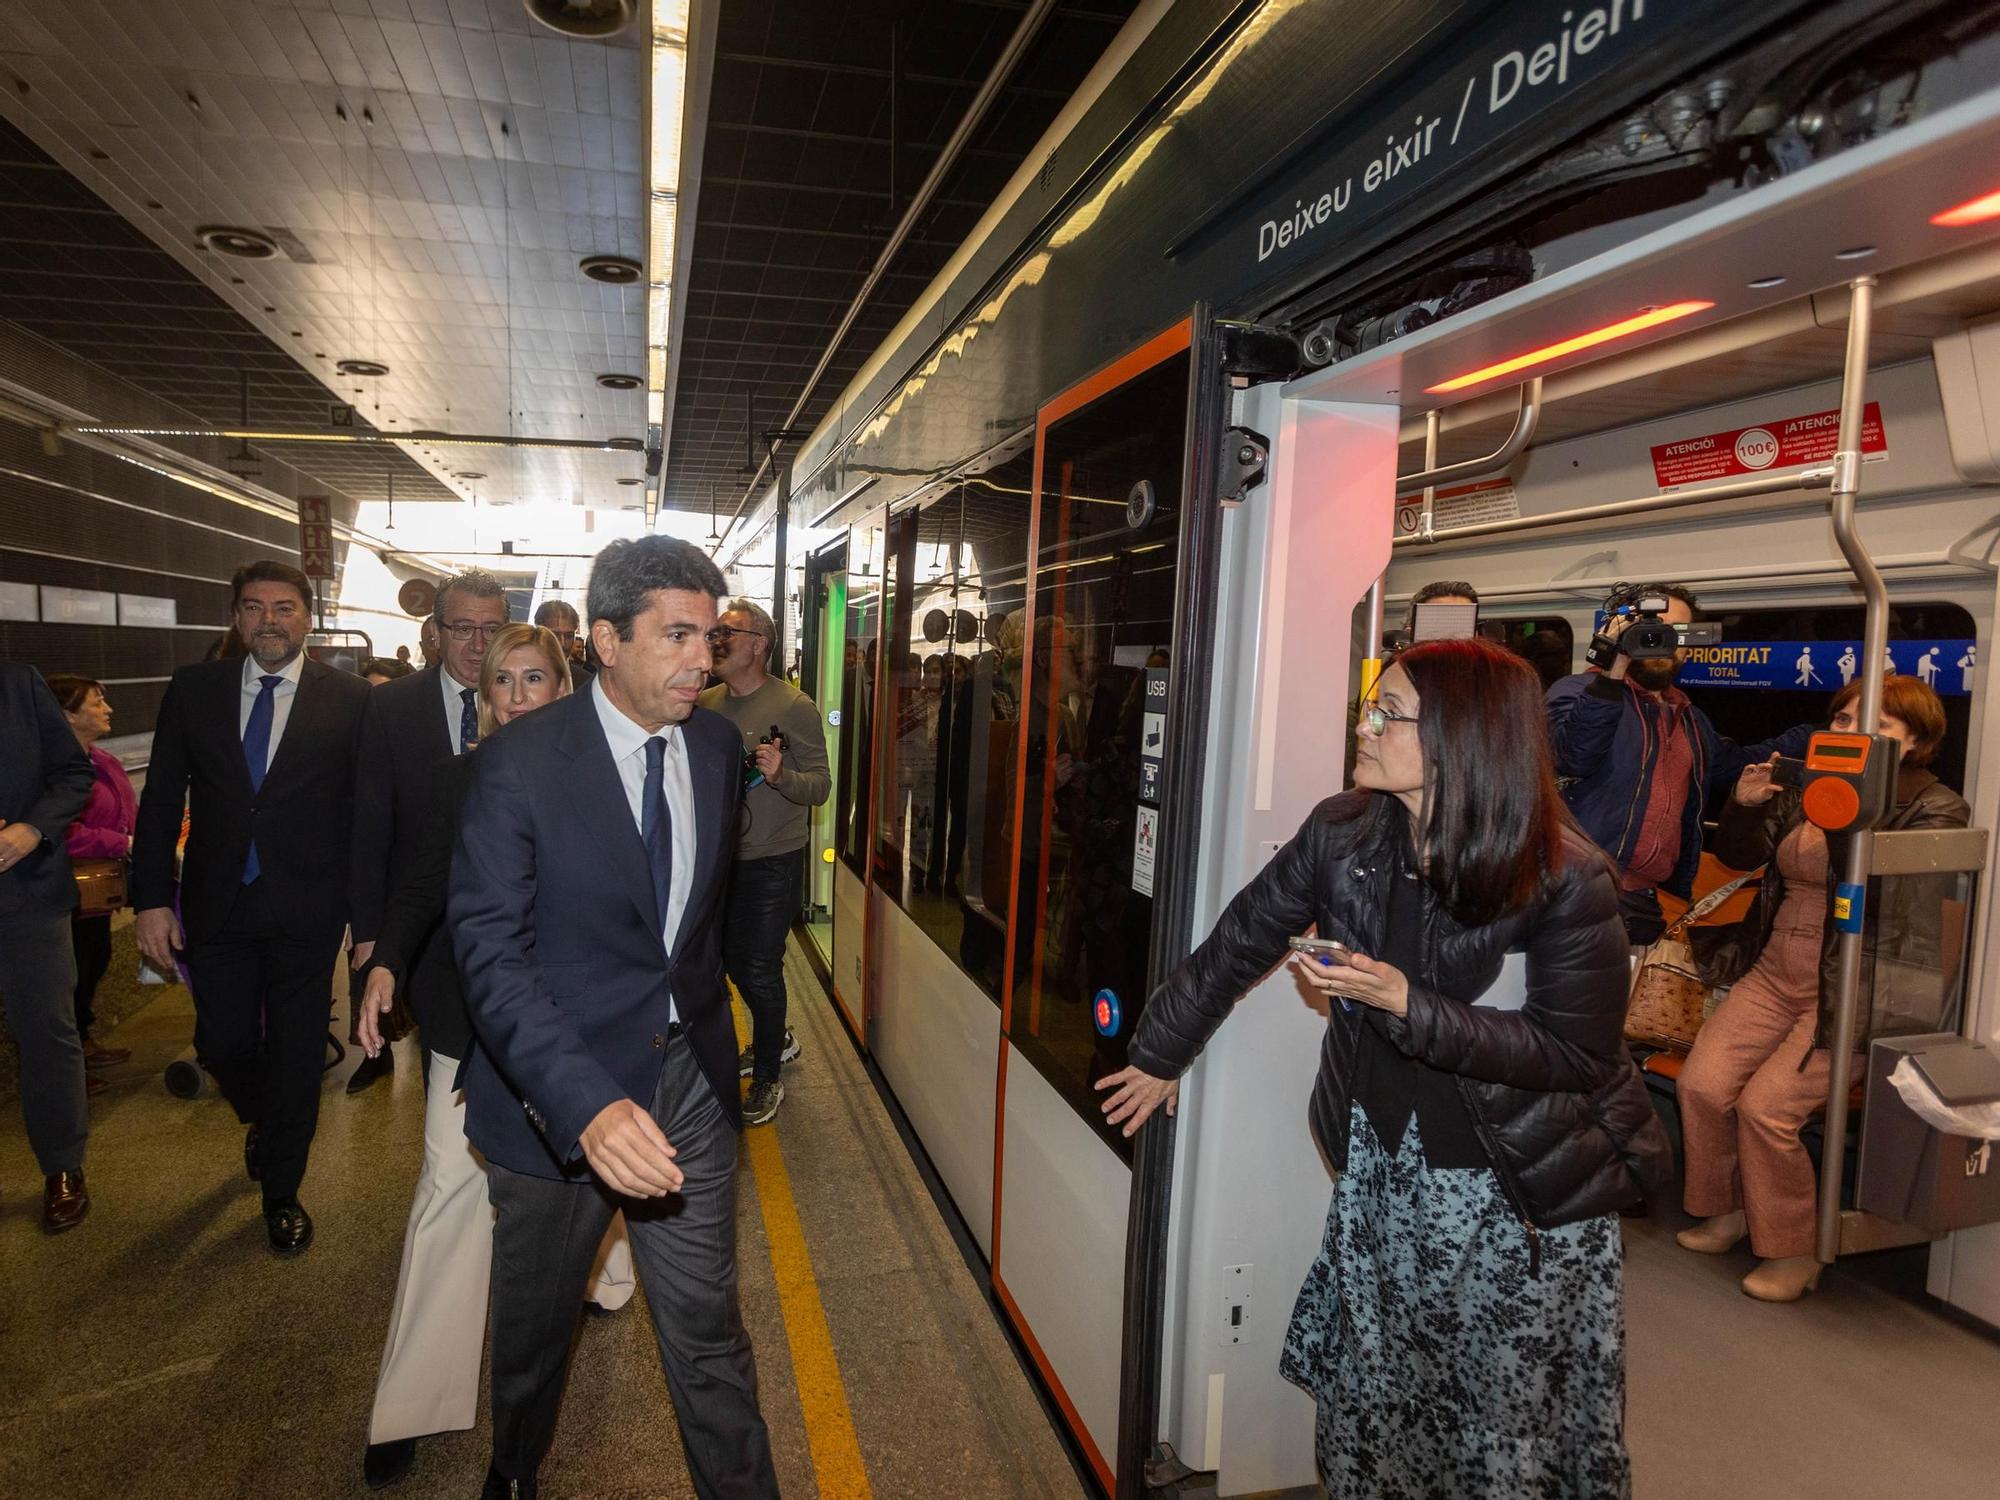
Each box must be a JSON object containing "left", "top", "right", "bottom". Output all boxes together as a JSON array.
[
  {"left": 800, "top": 538, "right": 848, "bottom": 990},
  {"left": 971, "top": 310, "right": 1301, "bottom": 1494}
]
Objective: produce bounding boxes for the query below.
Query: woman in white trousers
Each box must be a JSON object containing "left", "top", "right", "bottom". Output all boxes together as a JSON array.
[{"left": 356, "top": 626, "right": 632, "bottom": 1490}]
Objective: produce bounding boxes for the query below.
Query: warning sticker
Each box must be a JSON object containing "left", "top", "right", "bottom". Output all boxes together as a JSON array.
[
  {"left": 1133, "top": 806, "right": 1158, "bottom": 898},
  {"left": 1393, "top": 478, "right": 1519, "bottom": 536},
  {"left": 1650, "top": 402, "right": 1887, "bottom": 490}
]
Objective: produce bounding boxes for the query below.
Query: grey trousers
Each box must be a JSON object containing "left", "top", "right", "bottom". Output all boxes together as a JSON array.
[
  {"left": 487, "top": 1035, "right": 777, "bottom": 1498},
  {"left": 0, "top": 907, "right": 88, "bottom": 1177}
]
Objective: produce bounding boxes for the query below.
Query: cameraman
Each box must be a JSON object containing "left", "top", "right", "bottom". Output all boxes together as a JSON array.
[
  {"left": 1546, "top": 584, "right": 1810, "bottom": 945},
  {"left": 699, "top": 598, "right": 831, "bottom": 1125}
]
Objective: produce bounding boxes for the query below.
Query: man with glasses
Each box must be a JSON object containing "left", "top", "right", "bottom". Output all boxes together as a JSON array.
[
  {"left": 535, "top": 597, "right": 593, "bottom": 681},
  {"left": 347, "top": 569, "right": 510, "bottom": 1096},
  {"left": 699, "top": 598, "right": 830, "bottom": 1125},
  {"left": 132, "top": 561, "right": 370, "bottom": 1252}
]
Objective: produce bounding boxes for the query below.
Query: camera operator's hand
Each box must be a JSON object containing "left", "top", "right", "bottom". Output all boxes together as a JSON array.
[
  {"left": 753, "top": 739, "right": 783, "bottom": 781},
  {"left": 1599, "top": 613, "right": 1635, "bottom": 681},
  {"left": 1733, "top": 754, "right": 1783, "bottom": 807}
]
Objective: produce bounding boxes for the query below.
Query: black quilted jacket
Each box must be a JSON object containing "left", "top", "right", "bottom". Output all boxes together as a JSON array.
[{"left": 1129, "top": 792, "right": 1673, "bottom": 1232}]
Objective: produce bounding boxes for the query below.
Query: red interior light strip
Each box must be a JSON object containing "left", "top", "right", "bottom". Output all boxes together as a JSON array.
[
  {"left": 1932, "top": 187, "right": 2000, "bottom": 228},
  {"left": 1424, "top": 300, "right": 1715, "bottom": 395}
]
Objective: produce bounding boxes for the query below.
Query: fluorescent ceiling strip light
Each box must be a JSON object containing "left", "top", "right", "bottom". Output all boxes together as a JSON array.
[
  {"left": 646, "top": 4, "right": 692, "bottom": 496},
  {"left": 1932, "top": 186, "right": 2000, "bottom": 227}
]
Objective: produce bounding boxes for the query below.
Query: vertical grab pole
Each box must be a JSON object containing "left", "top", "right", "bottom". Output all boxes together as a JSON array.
[{"left": 1816, "top": 275, "right": 1882, "bottom": 1265}]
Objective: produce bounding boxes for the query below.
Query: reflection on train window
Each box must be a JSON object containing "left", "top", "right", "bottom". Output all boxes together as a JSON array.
[
  {"left": 1477, "top": 616, "right": 1575, "bottom": 689},
  {"left": 871, "top": 456, "right": 1034, "bottom": 1003},
  {"left": 1684, "top": 601, "right": 1976, "bottom": 792},
  {"left": 838, "top": 526, "right": 882, "bottom": 879},
  {"left": 1011, "top": 347, "right": 1190, "bottom": 1161}
]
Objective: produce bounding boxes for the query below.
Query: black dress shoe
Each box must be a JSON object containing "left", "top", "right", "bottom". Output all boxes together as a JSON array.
[
  {"left": 244, "top": 1125, "right": 262, "bottom": 1183},
  {"left": 479, "top": 1464, "right": 537, "bottom": 1499},
  {"left": 584, "top": 1299, "right": 622, "bottom": 1320},
  {"left": 364, "top": 1437, "right": 416, "bottom": 1489},
  {"left": 346, "top": 1047, "right": 395, "bottom": 1095},
  {"left": 42, "top": 1171, "right": 89, "bottom": 1233},
  {"left": 265, "top": 1199, "right": 314, "bottom": 1254}
]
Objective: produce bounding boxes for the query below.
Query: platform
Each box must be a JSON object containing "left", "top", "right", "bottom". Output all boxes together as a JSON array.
[{"left": 0, "top": 935, "right": 1084, "bottom": 1499}]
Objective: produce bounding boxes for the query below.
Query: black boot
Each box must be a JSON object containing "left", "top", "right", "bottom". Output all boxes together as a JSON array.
[
  {"left": 478, "top": 1464, "right": 537, "bottom": 1499},
  {"left": 346, "top": 1047, "right": 395, "bottom": 1095},
  {"left": 364, "top": 1437, "right": 416, "bottom": 1489}
]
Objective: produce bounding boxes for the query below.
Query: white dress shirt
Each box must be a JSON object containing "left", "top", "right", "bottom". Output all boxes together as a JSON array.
[
  {"left": 237, "top": 650, "right": 306, "bottom": 774},
  {"left": 439, "top": 663, "right": 479, "bottom": 754},
  {"left": 592, "top": 677, "right": 696, "bottom": 971}
]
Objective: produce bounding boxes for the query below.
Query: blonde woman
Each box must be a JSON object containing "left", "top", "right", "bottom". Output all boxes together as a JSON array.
[{"left": 355, "top": 625, "right": 632, "bottom": 1490}]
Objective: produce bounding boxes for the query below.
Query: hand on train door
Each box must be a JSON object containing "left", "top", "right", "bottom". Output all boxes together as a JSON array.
[{"left": 1096, "top": 1065, "right": 1179, "bottom": 1137}]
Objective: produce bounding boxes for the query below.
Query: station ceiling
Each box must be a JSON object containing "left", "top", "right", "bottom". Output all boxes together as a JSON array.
[{"left": 0, "top": 0, "right": 1138, "bottom": 524}]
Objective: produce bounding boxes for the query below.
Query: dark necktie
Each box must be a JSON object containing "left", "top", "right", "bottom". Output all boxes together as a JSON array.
[
  {"left": 642, "top": 734, "right": 673, "bottom": 941},
  {"left": 241, "top": 673, "right": 283, "bottom": 883},
  {"left": 459, "top": 686, "right": 479, "bottom": 752}
]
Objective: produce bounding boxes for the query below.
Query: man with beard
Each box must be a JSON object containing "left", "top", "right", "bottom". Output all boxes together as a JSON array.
[
  {"left": 133, "top": 560, "right": 369, "bottom": 1252},
  {"left": 1546, "top": 583, "right": 1810, "bottom": 946}
]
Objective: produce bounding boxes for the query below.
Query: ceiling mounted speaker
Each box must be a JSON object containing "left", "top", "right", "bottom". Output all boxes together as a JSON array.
[
  {"left": 524, "top": 0, "right": 637, "bottom": 38},
  {"left": 337, "top": 358, "right": 389, "bottom": 377},
  {"left": 196, "top": 225, "right": 279, "bottom": 259},
  {"left": 579, "top": 254, "right": 643, "bottom": 285},
  {"left": 596, "top": 372, "right": 642, "bottom": 390}
]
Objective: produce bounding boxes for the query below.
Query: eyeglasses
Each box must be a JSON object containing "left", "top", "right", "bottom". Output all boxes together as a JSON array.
[
  {"left": 443, "top": 622, "right": 507, "bottom": 643},
  {"left": 705, "top": 626, "right": 767, "bottom": 647},
  {"left": 1359, "top": 700, "right": 1420, "bottom": 737}
]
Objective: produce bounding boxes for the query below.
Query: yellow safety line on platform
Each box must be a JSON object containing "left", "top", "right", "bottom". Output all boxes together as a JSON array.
[{"left": 732, "top": 996, "right": 873, "bottom": 1499}]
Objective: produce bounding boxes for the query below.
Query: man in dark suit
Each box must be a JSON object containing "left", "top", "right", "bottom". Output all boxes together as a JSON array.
[
  {"left": 133, "top": 560, "right": 370, "bottom": 1253},
  {"left": 346, "top": 567, "right": 510, "bottom": 1095},
  {"left": 451, "top": 537, "right": 776, "bottom": 1500},
  {"left": 0, "top": 663, "right": 97, "bottom": 1232}
]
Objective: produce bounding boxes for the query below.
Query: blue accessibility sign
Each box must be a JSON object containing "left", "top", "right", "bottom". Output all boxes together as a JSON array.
[{"left": 1680, "top": 640, "right": 1977, "bottom": 696}]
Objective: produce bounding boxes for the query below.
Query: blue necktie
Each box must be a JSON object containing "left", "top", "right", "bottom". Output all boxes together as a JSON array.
[
  {"left": 459, "top": 686, "right": 479, "bottom": 752},
  {"left": 241, "top": 673, "right": 282, "bottom": 883},
  {"left": 642, "top": 735, "right": 673, "bottom": 941}
]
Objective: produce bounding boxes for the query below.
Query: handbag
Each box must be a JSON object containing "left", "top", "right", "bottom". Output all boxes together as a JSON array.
[
  {"left": 71, "top": 857, "right": 128, "bottom": 913},
  {"left": 1625, "top": 867, "right": 1762, "bottom": 1052}
]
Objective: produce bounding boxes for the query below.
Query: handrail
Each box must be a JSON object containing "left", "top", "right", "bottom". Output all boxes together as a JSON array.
[
  {"left": 1392, "top": 463, "right": 1835, "bottom": 548},
  {"left": 1816, "top": 275, "right": 1884, "bottom": 1267},
  {"left": 1868, "top": 826, "right": 1990, "bottom": 877},
  {"left": 1396, "top": 378, "right": 1542, "bottom": 504}
]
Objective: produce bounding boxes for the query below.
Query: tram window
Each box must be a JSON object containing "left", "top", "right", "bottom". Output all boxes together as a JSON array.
[
  {"left": 837, "top": 526, "right": 883, "bottom": 879},
  {"left": 1679, "top": 602, "right": 1976, "bottom": 795},
  {"left": 872, "top": 461, "right": 1034, "bottom": 1003},
  {"left": 1477, "top": 616, "right": 1574, "bottom": 690},
  {"left": 1011, "top": 347, "right": 1190, "bottom": 1160}
]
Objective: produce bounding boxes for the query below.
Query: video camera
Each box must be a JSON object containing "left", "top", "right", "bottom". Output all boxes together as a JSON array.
[
  {"left": 1582, "top": 583, "right": 1721, "bottom": 669},
  {"left": 743, "top": 725, "right": 785, "bottom": 790}
]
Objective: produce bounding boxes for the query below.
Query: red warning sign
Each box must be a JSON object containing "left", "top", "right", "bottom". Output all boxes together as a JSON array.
[{"left": 1650, "top": 403, "right": 1887, "bottom": 489}]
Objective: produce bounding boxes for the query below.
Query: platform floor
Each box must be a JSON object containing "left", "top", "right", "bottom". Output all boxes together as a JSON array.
[{"left": 0, "top": 937, "right": 1084, "bottom": 1499}]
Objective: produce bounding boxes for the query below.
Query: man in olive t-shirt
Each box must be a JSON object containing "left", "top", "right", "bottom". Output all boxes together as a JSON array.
[{"left": 698, "top": 598, "right": 831, "bottom": 1125}]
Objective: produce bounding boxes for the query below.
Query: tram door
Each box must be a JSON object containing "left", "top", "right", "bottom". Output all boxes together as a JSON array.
[
  {"left": 990, "top": 321, "right": 1197, "bottom": 1485},
  {"left": 802, "top": 543, "right": 847, "bottom": 975}
]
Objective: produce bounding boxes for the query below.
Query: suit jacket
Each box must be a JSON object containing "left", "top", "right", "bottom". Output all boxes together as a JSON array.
[
  {"left": 450, "top": 689, "right": 744, "bottom": 1179},
  {"left": 369, "top": 752, "right": 474, "bottom": 1059},
  {"left": 132, "top": 656, "right": 370, "bottom": 942},
  {"left": 0, "top": 664, "right": 94, "bottom": 918},
  {"left": 349, "top": 665, "right": 458, "bottom": 947}
]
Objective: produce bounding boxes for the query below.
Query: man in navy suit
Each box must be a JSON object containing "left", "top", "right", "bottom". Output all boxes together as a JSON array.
[
  {"left": 133, "top": 560, "right": 369, "bottom": 1254},
  {"left": 450, "top": 537, "right": 776, "bottom": 1500}
]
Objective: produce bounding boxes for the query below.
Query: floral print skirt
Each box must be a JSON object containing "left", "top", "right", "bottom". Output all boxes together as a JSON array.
[{"left": 1280, "top": 1107, "right": 1632, "bottom": 1499}]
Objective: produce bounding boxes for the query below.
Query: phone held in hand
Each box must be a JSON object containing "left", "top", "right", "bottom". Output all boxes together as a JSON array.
[{"left": 1288, "top": 935, "right": 1351, "bottom": 965}]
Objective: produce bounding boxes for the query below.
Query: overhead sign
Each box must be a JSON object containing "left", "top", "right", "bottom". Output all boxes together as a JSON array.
[
  {"left": 298, "top": 494, "right": 334, "bottom": 581},
  {"left": 0, "top": 581, "right": 36, "bottom": 621},
  {"left": 1394, "top": 477, "right": 1519, "bottom": 536},
  {"left": 1651, "top": 402, "right": 1888, "bottom": 489},
  {"left": 1681, "top": 639, "right": 1976, "bottom": 696},
  {"left": 1241, "top": 0, "right": 1721, "bottom": 275}
]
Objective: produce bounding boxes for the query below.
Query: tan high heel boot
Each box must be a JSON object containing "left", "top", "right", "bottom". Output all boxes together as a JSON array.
[
  {"left": 1675, "top": 1211, "right": 1747, "bottom": 1254},
  {"left": 1742, "top": 1255, "right": 1824, "bottom": 1302}
]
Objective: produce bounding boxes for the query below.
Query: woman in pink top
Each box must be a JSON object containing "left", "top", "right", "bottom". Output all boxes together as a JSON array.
[{"left": 44, "top": 675, "right": 137, "bottom": 1071}]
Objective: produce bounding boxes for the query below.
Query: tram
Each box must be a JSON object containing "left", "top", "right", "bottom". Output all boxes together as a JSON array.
[{"left": 716, "top": 1, "right": 2000, "bottom": 1492}]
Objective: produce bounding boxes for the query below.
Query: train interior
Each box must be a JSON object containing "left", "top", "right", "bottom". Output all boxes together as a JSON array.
[{"left": 792, "top": 79, "right": 2000, "bottom": 1500}]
